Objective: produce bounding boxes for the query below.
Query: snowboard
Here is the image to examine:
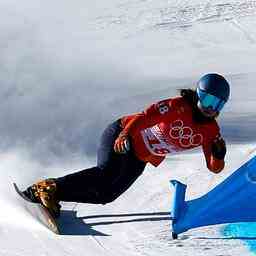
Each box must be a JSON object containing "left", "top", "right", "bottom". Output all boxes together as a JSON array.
[{"left": 13, "top": 183, "right": 60, "bottom": 234}]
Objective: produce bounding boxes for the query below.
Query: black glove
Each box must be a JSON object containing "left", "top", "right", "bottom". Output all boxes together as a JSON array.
[{"left": 211, "top": 137, "right": 226, "bottom": 160}]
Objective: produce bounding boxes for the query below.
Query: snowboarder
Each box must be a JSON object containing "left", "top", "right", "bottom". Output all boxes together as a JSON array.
[{"left": 23, "top": 73, "right": 230, "bottom": 218}]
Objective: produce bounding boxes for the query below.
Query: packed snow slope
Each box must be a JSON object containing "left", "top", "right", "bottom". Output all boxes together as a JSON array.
[{"left": 0, "top": 0, "right": 256, "bottom": 255}]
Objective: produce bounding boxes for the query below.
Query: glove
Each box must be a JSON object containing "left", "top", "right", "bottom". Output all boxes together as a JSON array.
[
  {"left": 211, "top": 136, "right": 226, "bottom": 160},
  {"left": 114, "top": 132, "right": 130, "bottom": 154}
]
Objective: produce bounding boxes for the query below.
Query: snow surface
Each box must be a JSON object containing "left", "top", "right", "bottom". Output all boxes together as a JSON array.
[{"left": 0, "top": 0, "right": 256, "bottom": 255}]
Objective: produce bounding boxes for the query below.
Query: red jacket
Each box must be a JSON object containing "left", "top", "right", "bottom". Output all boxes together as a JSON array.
[{"left": 121, "top": 97, "right": 224, "bottom": 172}]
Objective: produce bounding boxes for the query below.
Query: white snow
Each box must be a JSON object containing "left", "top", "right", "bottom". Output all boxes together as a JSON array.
[{"left": 0, "top": 0, "right": 256, "bottom": 255}]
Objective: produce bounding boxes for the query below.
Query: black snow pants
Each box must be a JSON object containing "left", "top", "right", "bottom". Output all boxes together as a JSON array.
[{"left": 55, "top": 119, "right": 146, "bottom": 204}]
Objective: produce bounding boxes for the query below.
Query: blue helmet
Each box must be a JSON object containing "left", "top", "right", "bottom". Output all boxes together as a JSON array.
[{"left": 196, "top": 73, "right": 230, "bottom": 112}]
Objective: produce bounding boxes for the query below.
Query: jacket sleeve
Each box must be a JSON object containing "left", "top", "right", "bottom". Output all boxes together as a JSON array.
[
  {"left": 121, "top": 99, "right": 173, "bottom": 135},
  {"left": 202, "top": 127, "right": 225, "bottom": 173}
]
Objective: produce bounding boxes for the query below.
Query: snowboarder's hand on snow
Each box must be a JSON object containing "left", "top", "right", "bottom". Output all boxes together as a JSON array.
[
  {"left": 211, "top": 136, "right": 226, "bottom": 160},
  {"left": 114, "top": 132, "right": 130, "bottom": 154}
]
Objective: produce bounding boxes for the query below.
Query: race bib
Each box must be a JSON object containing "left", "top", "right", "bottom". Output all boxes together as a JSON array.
[
  {"left": 141, "top": 126, "right": 179, "bottom": 156},
  {"left": 141, "top": 120, "right": 203, "bottom": 156}
]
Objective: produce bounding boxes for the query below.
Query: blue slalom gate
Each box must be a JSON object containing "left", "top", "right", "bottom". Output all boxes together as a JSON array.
[{"left": 170, "top": 156, "right": 256, "bottom": 238}]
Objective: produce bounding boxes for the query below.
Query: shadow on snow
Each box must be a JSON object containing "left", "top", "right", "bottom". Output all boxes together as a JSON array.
[{"left": 57, "top": 210, "right": 171, "bottom": 236}]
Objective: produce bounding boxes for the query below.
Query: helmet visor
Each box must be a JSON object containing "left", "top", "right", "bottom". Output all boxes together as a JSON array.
[{"left": 197, "top": 88, "right": 226, "bottom": 112}]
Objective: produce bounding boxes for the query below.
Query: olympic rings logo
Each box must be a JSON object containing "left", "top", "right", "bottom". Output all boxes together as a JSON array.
[{"left": 169, "top": 120, "right": 203, "bottom": 148}]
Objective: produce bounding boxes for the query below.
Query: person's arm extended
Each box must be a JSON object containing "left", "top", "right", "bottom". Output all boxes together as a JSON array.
[
  {"left": 114, "top": 99, "right": 172, "bottom": 154},
  {"left": 114, "top": 114, "right": 145, "bottom": 154},
  {"left": 203, "top": 135, "right": 227, "bottom": 173}
]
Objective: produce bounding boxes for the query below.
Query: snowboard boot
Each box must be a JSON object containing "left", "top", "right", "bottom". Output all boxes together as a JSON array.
[{"left": 23, "top": 178, "right": 61, "bottom": 218}]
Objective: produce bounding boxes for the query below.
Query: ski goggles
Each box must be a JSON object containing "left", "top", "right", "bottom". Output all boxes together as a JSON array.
[{"left": 196, "top": 88, "right": 226, "bottom": 112}]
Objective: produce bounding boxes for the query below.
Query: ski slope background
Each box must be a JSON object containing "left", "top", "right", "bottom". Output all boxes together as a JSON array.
[{"left": 0, "top": 0, "right": 256, "bottom": 255}]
